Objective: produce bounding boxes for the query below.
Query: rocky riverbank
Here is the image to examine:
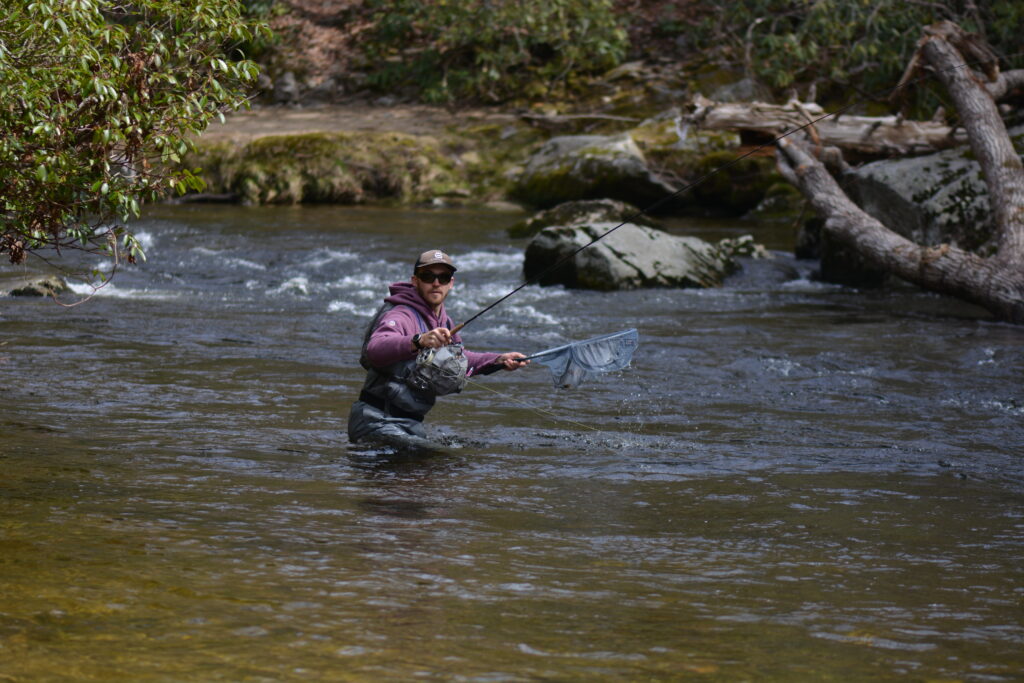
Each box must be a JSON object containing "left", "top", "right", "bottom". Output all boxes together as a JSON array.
[
  {"left": 182, "top": 99, "right": 785, "bottom": 216},
  {"left": 176, "top": 99, "right": 1022, "bottom": 291},
  {"left": 183, "top": 103, "right": 540, "bottom": 208}
]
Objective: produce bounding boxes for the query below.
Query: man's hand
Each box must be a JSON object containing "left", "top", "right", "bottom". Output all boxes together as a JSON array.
[
  {"left": 415, "top": 327, "right": 452, "bottom": 350},
  {"left": 496, "top": 352, "right": 529, "bottom": 371}
]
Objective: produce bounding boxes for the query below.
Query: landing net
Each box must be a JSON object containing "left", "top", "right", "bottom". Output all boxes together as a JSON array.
[{"left": 525, "top": 328, "right": 638, "bottom": 388}]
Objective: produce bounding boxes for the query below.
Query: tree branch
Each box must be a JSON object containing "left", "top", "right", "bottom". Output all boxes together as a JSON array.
[
  {"left": 919, "top": 21, "right": 1024, "bottom": 263},
  {"left": 985, "top": 68, "right": 1024, "bottom": 100},
  {"left": 777, "top": 137, "right": 1023, "bottom": 321},
  {"left": 689, "top": 94, "right": 968, "bottom": 156}
]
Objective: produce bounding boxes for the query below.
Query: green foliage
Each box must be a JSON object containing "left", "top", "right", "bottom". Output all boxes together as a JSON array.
[
  {"left": 983, "top": 1, "right": 1024, "bottom": 65},
  {"left": 691, "top": 0, "right": 1024, "bottom": 112},
  {"left": 235, "top": 0, "right": 285, "bottom": 61},
  {"left": 362, "top": 0, "right": 628, "bottom": 103},
  {"left": 0, "top": 0, "right": 267, "bottom": 266}
]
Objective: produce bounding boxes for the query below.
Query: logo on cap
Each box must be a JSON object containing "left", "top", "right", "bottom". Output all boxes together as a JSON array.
[{"left": 434, "top": 251, "right": 443, "bottom": 260}]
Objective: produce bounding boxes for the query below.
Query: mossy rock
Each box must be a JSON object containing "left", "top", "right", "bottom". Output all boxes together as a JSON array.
[
  {"left": 630, "top": 111, "right": 741, "bottom": 154},
  {"left": 184, "top": 132, "right": 460, "bottom": 206},
  {"left": 841, "top": 127, "right": 1024, "bottom": 256},
  {"left": 688, "top": 150, "right": 780, "bottom": 216},
  {"left": 628, "top": 111, "right": 749, "bottom": 212},
  {"left": 510, "top": 133, "right": 679, "bottom": 210},
  {"left": 743, "top": 182, "right": 808, "bottom": 223},
  {"left": 455, "top": 121, "right": 546, "bottom": 201}
]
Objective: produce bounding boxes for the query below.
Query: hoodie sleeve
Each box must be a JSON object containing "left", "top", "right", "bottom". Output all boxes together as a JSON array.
[
  {"left": 465, "top": 350, "right": 503, "bottom": 376},
  {"left": 364, "top": 307, "right": 421, "bottom": 368}
]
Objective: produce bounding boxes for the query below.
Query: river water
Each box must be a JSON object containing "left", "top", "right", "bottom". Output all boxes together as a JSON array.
[{"left": 2, "top": 204, "right": 1022, "bottom": 680}]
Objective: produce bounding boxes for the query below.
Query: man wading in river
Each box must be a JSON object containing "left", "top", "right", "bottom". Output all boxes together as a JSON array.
[{"left": 348, "top": 249, "right": 528, "bottom": 448}]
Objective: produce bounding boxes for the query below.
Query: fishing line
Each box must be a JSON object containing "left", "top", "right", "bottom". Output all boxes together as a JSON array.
[
  {"left": 464, "top": 375, "right": 601, "bottom": 433},
  {"left": 420, "top": 355, "right": 601, "bottom": 431},
  {"left": 453, "top": 51, "right": 1008, "bottom": 334}
]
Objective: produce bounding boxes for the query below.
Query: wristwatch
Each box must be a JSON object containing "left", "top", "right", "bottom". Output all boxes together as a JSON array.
[{"left": 412, "top": 333, "right": 423, "bottom": 350}]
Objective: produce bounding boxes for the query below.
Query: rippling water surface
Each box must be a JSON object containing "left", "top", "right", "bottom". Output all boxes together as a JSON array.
[{"left": 2, "top": 205, "right": 1022, "bottom": 680}]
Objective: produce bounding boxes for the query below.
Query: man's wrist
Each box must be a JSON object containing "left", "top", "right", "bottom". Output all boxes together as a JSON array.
[{"left": 412, "top": 333, "right": 422, "bottom": 350}]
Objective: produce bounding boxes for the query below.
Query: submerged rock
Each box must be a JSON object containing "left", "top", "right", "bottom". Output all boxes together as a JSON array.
[
  {"left": 717, "top": 234, "right": 772, "bottom": 260},
  {"left": 506, "top": 198, "right": 661, "bottom": 238},
  {"left": 511, "top": 133, "right": 678, "bottom": 209},
  {"left": 523, "top": 222, "right": 738, "bottom": 290}
]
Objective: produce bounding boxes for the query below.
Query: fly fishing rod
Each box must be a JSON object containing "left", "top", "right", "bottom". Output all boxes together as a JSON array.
[{"left": 450, "top": 53, "right": 993, "bottom": 336}]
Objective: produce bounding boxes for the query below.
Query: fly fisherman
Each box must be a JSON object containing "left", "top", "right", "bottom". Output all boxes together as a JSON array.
[{"left": 348, "top": 249, "right": 528, "bottom": 449}]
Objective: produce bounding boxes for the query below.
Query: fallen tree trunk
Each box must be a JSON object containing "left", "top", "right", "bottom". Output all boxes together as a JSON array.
[
  {"left": 775, "top": 21, "right": 1024, "bottom": 324},
  {"left": 690, "top": 94, "right": 968, "bottom": 156}
]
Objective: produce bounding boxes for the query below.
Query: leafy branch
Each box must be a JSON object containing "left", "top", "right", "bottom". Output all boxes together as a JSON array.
[{"left": 0, "top": 0, "right": 269, "bottom": 267}]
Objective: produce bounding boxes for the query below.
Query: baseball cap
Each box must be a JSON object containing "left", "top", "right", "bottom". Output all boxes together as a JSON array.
[{"left": 414, "top": 249, "right": 457, "bottom": 272}]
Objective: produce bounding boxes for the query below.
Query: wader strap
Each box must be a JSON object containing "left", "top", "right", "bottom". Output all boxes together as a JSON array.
[{"left": 404, "top": 305, "right": 430, "bottom": 335}]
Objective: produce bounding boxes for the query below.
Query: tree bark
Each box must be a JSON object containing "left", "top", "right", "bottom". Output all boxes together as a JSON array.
[
  {"left": 918, "top": 23, "right": 1024, "bottom": 263},
  {"left": 985, "top": 68, "right": 1024, "bottom": 100},
  {"left": 775, "top": 21, "right": 1024, "bottom": 323},
  {"left": 689, "top": 94, "right": 968, "bottom": 156}
]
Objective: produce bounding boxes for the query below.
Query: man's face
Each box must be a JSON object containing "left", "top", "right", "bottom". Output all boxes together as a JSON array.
[{"left": 412, "top": 265, "right": 455, "bottom": 309}]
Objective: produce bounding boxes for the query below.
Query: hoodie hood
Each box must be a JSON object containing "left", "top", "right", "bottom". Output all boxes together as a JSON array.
[{"left": 384, "top": 281, "right": 450, "bottom": 328}]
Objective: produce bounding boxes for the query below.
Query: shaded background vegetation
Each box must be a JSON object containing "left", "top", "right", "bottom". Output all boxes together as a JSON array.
[{"left": 249, "top": 0, "right": 1024, "bottom": 116}]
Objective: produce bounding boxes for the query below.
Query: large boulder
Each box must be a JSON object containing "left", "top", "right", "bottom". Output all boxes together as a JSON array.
[
  {"left": 510, "top": 133, "right": 679, "bottom": 209},
  {"left": 844, "top": 127, "right": 1024, "bottom": 253},
  {"left": 523, "top": 222, "right": 739, "bottom": 290},
  {"left": 805, "top": 124, "right": 1024, "bottom": 285}
]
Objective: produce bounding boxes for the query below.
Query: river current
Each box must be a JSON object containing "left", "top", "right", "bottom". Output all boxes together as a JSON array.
[{"left": 2, "top": 204, "right": 1022, "bottom": 680}]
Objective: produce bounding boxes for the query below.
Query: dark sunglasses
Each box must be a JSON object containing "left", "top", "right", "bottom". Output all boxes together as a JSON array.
[{"left": 415, "top": 270, "right": 453, "bottom": 284}]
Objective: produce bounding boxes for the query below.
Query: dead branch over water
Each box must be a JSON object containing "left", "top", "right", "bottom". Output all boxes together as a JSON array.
[{"left": 774, "top": 21, "right": 1024, "bottom": 323}]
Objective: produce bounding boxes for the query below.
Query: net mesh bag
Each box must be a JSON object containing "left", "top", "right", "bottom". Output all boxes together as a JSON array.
[{"left": 527, "top": 328, "right": 638, "bottom": 388}]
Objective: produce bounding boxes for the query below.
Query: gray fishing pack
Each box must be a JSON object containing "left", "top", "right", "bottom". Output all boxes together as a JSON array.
[{"left": 406, "top": 344, "right": 468, "bottom": 396}]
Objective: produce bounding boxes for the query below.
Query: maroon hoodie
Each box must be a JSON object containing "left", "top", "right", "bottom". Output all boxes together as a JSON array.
[{"left": 364, "top": 281, "right": 501, "bottom": 375}]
